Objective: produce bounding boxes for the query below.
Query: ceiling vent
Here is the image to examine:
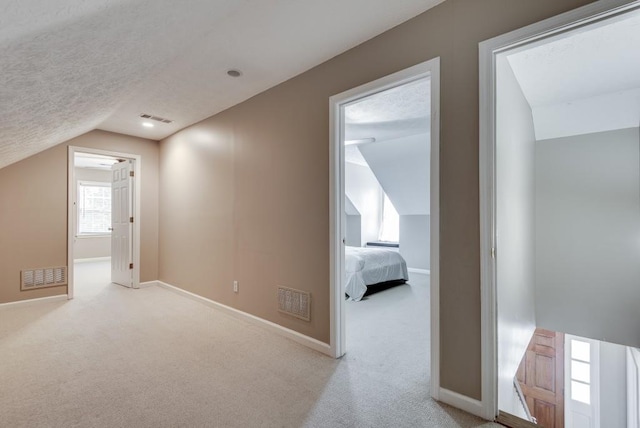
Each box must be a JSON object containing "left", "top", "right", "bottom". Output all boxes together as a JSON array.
[{"left": 139, "top": 114, "right": 173, "bottom": 124}]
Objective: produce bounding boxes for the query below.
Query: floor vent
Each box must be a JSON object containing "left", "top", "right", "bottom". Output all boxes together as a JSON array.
[
  {"left": 277, "top": 286, "right": 311, "bottom": 321},
  {"left": 21, "top": 267, "right": 67, "bottom": 290}
]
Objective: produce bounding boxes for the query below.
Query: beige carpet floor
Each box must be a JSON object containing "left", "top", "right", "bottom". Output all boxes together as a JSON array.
[{"left": 0, "top": 261, "right": 500, "bottom": 427}]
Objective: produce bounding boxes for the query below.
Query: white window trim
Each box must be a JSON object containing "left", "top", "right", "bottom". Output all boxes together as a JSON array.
[
  {"left": 76, "top": 180, "right": 112, "bottom": 238},
  {"left": 565, "top": 334, "right": 600, "bottom": 428}
]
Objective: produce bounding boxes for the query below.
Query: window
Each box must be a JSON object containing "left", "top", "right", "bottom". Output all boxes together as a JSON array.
[
  {"left": 569, "top": 339, "right": 591, "bottom": 404},
  {"left": 77, "top": 181, "right": 111, "bottom": 235},
  {"left": 378, "top": 193, "right": 399, "bottom": 242},
  {"left": 565, "top": 335, "right": 600, "bottom": 428}
]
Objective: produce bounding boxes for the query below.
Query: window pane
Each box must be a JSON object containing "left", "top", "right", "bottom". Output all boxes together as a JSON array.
[
  {"left": 571, "top": 380, "right": 591, "bottom": 404},
  {"left": 571, "top": 360, "right": 590, "bottom": 383},
  {"left": 571, "top": 339, "right": 590, "bottom": 362},
  {"left": 78, "top": 183, "right": 111, "bottom": 234}
]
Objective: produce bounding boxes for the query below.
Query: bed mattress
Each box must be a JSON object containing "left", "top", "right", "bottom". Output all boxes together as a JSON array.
[{"left": 345, "top": 246, "right": 409, "bottom": 301}]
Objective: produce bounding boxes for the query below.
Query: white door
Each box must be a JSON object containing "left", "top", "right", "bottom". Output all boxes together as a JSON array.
[{"left": 111, "top": 160, "right": 133, "bottom": 287}]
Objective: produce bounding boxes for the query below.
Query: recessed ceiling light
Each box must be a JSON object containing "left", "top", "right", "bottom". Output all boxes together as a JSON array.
[
  {"left": 227, "top": 69, "right": 242, "bottom": 77},
  {"left": 142, "top": 122, "right": 154, "bottom": 128}
]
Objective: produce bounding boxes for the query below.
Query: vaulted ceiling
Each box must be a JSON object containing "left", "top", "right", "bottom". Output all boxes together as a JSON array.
[
  {"left": 0, "top": 0, "right": 445, "bottom": 170},
  {"left": 507, "top": 10, "right": 640, "bottom": 140}
]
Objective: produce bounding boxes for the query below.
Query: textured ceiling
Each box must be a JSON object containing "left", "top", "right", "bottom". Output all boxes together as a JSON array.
[
  {"left": 344, "top": 77, "right": 430, "bottom": 165},
  {"left": 345, "top": 78, "right": 430, "bottom": 142},
  {"left": 507, "top": 10, "right": 640, "bottom": 139},
  {"left": 0, "top": 0, "right": 445, "bottom": 170}
]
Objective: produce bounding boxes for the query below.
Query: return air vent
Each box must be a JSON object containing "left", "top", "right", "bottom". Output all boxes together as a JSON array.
[
  {"left": 277, "top": 286, "right": 311, "bottom": 321},
  {"left": 21, "top": 266, "right": 67, "bottom": 290},
  {"left": 139, "top": 113, "right": 173, "bottom": 124}
]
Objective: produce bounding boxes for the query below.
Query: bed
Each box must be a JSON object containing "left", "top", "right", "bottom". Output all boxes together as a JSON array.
[{"left": 345, "top": 246, "right": 409, "bottom": 301}]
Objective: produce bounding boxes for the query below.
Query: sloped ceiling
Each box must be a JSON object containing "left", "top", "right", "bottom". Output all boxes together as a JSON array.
[
  {"left": 359, "top": 133, "right": 430, "bottom": 215},
  {"left": 0, "top": 0, "right": 445, "bottom": 170},
  {"left": 344, "top": 77, "right": 430, "bottom": 215},
  {"left": 507, "top": 11, "right": 640, "bottom": 140}
]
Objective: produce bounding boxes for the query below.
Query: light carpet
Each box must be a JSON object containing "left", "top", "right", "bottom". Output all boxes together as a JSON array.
[{"left": 0, "top": 261, "right": 500, "bottom": 427}]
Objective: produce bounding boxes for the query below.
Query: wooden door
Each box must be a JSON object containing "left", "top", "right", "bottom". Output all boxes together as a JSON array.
[{"left": 516, "top": 328, "right": 565, "bottom": 428}]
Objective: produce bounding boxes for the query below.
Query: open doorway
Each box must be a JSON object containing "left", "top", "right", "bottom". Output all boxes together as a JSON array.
[
  {"left": 480, "top": 0, "right": 640, "bottom": 424},
  {"left": 67, "top": 146, "right": 142, "bottom": 298},
  {"left": 329, "top": 58, "right": 441, "bottom": 397}
]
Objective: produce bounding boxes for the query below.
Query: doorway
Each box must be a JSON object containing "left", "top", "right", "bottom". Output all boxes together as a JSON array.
[
  {"left": 329, "top": 58, "right": 441, "bottom": 396},
  {"left": 67, "top": 146, "right": 142, "bottom": 298},
  {"left": 480, "top": 0, "right": 640, "bottom": 422}
]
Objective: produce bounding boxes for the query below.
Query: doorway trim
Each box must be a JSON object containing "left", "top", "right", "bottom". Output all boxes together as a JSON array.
[
  {"left": 67, "top": 146, "right": 142, "bottom": 299},
  {"left": 329, "top": 57, "right": 440, "bottom": 394},
  {"left": 479, "top": 0, "right": 640, "bottom": 420}
]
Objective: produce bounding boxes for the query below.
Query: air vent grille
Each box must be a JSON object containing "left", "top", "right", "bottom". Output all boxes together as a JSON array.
[
  {"left": 277, "top": 286, "right": 311, "bottom": 321},
  {"left": 21, "top": 266, "right": 67, "bottom": 290},
  {"left": 139, "top": 113, "right": 173, "bottom": 124}
]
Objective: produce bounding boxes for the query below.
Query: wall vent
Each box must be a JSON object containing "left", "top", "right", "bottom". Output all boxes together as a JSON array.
[
  {"left": 21, "top": 266, "right": 67, "bottom": 290},
  {"left": 139, "top": 113, "right": 173, "bottom": 124},
  {"left": 277, "top": 286, "right": 311, "bottom": 321}
]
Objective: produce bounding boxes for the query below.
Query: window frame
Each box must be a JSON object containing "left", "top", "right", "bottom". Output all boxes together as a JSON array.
[
  {"left": 76, "top": 180, "right": 112, "bottom": 238},
  {"left": 565, "top": 334, "right": 601, "bottom": 428}
]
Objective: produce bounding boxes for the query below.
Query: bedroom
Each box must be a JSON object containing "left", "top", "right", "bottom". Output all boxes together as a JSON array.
[{"left": 337, "top": 71, "right": 432, "bottom": 384}]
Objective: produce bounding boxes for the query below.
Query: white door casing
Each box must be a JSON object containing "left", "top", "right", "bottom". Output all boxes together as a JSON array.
[
  {"left": 67, "top": 146, "right": 142, "bottom": 298},
  {"left": 329, "top": 57, "right": 441, "bottom": 406},
  {"left": 111, "top": 160, "right": 133, "bottom": 287},
  {"left": 479, "top": 0, "right": 640, "bottom": 420}
]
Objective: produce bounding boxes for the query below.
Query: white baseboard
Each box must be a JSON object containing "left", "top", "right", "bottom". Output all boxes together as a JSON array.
[
  {"left": 408, "top": 268, "right": 430, "bottom": 275},
  {"left": 438, "top": 388, "right": 486, "bottom": 419},
  {"left": 155, "top": 281, "right": 332, "bottom": 357},
  {"left": 0, "top": 294, "right": 68, "bottom": 309},
  {"left": 138, "top": 280, "right": 157, "bottom": 289},
  {"left": 74, "top": 257, "right": 111, "bottom": 264}
]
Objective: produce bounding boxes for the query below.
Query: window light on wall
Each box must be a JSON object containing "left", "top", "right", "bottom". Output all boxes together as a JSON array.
[{"left": 379, "top": 193, "right": 399, "bottom": 242}]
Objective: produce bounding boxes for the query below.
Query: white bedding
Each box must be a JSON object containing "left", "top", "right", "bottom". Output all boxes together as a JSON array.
[{"left": 345, "top": 246, "right": 409, "bottom": 301}]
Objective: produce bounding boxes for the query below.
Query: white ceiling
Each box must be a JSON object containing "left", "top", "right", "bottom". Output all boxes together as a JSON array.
[
  {"left": 345, "top": 77, "right": 430, "bottom": 142},
  {"left": 0, "top": 0, "right": 445, "bottom": 170},
  {"left": 344, "top": 77, "right": 430, "bottom": 165},
  {"left": 507, "top": 11, "right": 640, "bottom": 140}
]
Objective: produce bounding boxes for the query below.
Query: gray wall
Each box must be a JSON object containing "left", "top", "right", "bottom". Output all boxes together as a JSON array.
[
  {"left": 399, "top": 215, "right": 429, "bottom": 270},
  {"left": 345, "top": 196, "right": 361, "bottom": 247},
  {"left": 535, "top": 127, "right": 640, "bottom": 347},
  {"left": 358, "top": 133, "right": 430, "bottom": 215},
  {"left": 496, "top": 55, "right": 538, "bottom": 418},
  {"left": 600, "top": 341, "right": 627, "bottom": 428},
  {"left": 345, "top": 216, "right": 362, "bottom": 247}
]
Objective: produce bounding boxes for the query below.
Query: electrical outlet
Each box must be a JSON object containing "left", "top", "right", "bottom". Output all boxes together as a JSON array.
[{"left": 233, "top": 280, "right": 238, "bottom": 293}]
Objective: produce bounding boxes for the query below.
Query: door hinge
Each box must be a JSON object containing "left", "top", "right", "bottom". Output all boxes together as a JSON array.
[
  {"left": 129, "top": 263, "right": 133, "bottom": 269},
  {"left": 130, "top": 217, "right": 134, "bottom": 223},
  {"left": 491, "top": 247, "right": 496, "bottom": 258},
  {"left": 129, "top": 171, "right": 134, "bottom": 177}
]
